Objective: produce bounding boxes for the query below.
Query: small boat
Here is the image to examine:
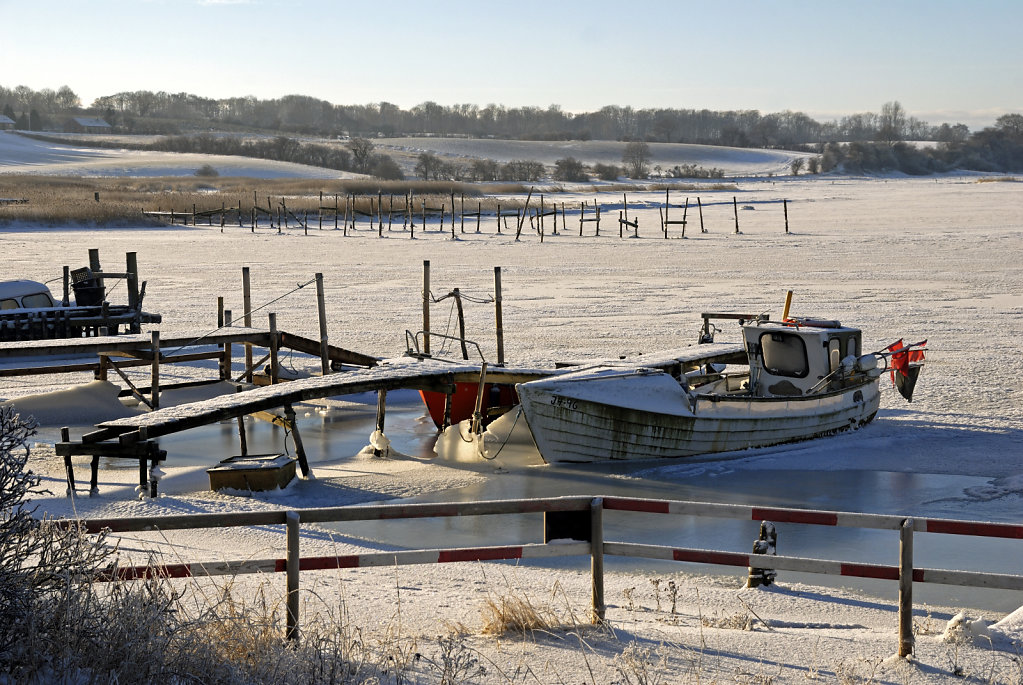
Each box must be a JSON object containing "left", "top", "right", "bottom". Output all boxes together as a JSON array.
[{"left": 515, "top": 310, "right": 925, "bottom": 463}]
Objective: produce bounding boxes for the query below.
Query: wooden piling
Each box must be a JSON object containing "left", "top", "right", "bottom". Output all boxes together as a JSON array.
[
  {"left": 61, "top": 426, "right": 74, "bottom": 496},
  {"left": 373, "top": 390, "right": 387, "bottom": 457},
  {"left": 284, "top": 404, "right": 311, "bottom": 478},
  {"left": 242, "top": 267, "right": 253, "bottom": 383},
  {"left": 236, "top": 386, "right": 248, "bottom": 458},
  {"left": 422, "top": 260, "right": 431, "bottom": 356},
  {"left": 495, "top": 266, "right": 505, "bottom": 366},
  {"left": 150, "top": 330, "right": 160, "bottom": 410},
  {"left": 315, "top": 273, "right": 329, "bottom": 375},
  {"left": 698, "top": 197, "right": 706, "bottom": 232},
  {"left": 217, "top": 297, "right": 226, "bottom": 379},
  {"left": 268, "top": 313, "right": 279, "bottom": 384},
  {"left": 784, "top": 198, "right": 789, "bottom": 234},
  {"left": 733, "top": 196, "right": 740, "bottom": 234}
]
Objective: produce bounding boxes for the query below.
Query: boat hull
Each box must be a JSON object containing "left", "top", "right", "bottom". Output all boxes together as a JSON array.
[{"left": 516, "top": 369, "right": 880, "bottom": 463}]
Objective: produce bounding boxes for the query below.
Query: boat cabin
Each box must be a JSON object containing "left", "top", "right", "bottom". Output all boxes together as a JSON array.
[
  {"left": 743, "top": 319, "right": 862, "bottom": 397},
  {"left": 0, "top": 280, "right": 58, "bottom": 311}
]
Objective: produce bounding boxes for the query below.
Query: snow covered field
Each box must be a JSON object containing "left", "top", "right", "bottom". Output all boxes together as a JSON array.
[{"left": 2, "top": 133, "right": 1023, "bottom": 681}]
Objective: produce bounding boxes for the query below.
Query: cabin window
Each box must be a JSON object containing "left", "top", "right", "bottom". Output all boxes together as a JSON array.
[
  {"left": 760, "top": 332, "right": 808, "bottom": 378},
  {"left": 0, "top": 298, "right": 18, "bottom": 310},
  {"left": 21, "top": 293, "right": 54, "bottom": 308},
  {"left": 828, "top": 339, "right": 841, "bottom": 372}
]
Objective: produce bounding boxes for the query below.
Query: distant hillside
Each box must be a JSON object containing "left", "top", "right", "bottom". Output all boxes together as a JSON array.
[{"left": 380, "top": 138, "right": 807, "bottom": 177}]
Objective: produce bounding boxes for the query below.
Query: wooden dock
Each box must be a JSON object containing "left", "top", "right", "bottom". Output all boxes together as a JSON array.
[{"left": 51, "top": 341, "right": 745, "bottom": 497}]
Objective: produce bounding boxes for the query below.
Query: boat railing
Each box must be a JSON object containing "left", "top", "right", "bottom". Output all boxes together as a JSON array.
[
  {"left": 62, "top": 494, "right": 1023, "bottom": 656},
  {"left": 404, "top": 329, "right": 485, "bottom": 362}
]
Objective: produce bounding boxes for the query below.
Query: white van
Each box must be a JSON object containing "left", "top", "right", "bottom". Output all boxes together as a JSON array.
[{"left": 0, "top": 280, "right": 59, "bottom": 310}]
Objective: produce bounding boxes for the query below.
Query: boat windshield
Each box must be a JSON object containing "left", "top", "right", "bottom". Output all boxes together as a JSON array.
[{"left": 760, "top": 332, "right": 809, "bottom": 378}]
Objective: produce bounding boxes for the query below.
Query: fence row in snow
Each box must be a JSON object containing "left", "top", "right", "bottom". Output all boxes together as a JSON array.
[
  {"left": 66, "top": 495, "right": 1022, "bottom": 656},
  {"left": 141, "top": 191, "right": 792, "bottom": 239}
]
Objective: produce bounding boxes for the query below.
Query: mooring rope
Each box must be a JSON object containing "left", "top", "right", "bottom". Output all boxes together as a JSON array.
[{"left": 166, "top": 277, "right": 316, "bottom": 357}]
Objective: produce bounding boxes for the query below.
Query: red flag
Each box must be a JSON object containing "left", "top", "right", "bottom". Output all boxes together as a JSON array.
[{"left": 885, "top": 339, "right": 927, "bottom": 401}]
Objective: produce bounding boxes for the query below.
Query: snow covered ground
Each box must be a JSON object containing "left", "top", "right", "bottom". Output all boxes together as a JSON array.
[{"left": 1, "top": 134, "right": 1022, "bottom": 681}]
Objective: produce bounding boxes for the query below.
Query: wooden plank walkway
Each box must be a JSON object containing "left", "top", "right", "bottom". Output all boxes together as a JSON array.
[
  {"left": 0, "top": 328, "right": 270, "bottom": 360},
  {"left": 83, "top": 359, "right": 482, "bottom": 444}
]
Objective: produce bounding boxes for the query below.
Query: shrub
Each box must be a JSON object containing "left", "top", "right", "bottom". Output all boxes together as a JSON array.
[
  {"left": 369, "top": 154, "right": 405, "bottom": 180},
  {"left": 195, "top": 164, "right": 219, "bottom": 177},
  {"left": 553, "top": 156, "right": 588, "bottom": 182},
  {"left": 593, "top": 163, "right": 621, "bottom": 181}
]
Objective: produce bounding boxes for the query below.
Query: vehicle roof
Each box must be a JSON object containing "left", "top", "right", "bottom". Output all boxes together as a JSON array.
[{"left": 0, "top": 280, "right": 53, "bottom": 300}]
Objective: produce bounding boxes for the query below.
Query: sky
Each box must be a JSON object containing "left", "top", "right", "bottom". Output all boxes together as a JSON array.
[{"left": 2, "top": 0, "right": 1021, "bottom": 130}]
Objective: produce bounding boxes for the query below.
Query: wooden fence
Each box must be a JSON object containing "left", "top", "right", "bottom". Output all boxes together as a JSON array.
[
  {"left": 71, "top": 495, "right": 1023, "bottom": 655},
  {"left": 142, "top": 192, "right": 793, "bottom": 239}
]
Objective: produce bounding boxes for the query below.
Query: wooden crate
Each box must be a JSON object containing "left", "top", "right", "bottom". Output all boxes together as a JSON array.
[{"left": 207, "top": 453, "right": 296, "bottom": 492}]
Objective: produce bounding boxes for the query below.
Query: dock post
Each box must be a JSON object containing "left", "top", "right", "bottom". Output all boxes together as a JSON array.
[
  {"left": 494, "top": 267, "right": 505, "bottom": 366},
  {"left": 315, "top": 273, "right": 330, "bottom": 375},
  {"left": 150, "top": 331, "right": 160, "bottom": 410},
  {"left": 268, "top": 313, "right": 279, "bottom": 384},
  {"left": 236, "top": 386, "right": 248, "bottom": 458},
  {"left": 62, "top": 265, "right": 70, "bottom": 306},
  {"left": 286, "top": 511, "right": 301, "bottom": 641},
  {"left": 217, "top": 297, "right": 226, "bottom": 380},
  {"left": 784, "top": 198, "right": 790, "bottom": 234},
  {"left": 899, "top": 518, "right": 915, "bottom": 657},
  {"left": 242, "top": 267, "right": 253, "bottom": 383},
  {"left": 88, "top": 248, "right": 103, "bottom": 293},
  {"left": 223, "top": 311, "right": 232, "bottom": 387},
  {"left": 590, "top": 497, "right": 605, "bottom": 623},
  {"left": 422, "top": 260, "right": 431, "bottom": 356},
  {"left": 61, "top": 427, "right": 75, "bottom": 496},
  {"left": 90, "top": 455, "right": 99, "bottom": 496},
  {"left": 126, "top": 252, "right": 140, "bottom": 331},
  {"left": 373, "top": 390, "right": 387, "bottom": 457},
  {"left": 284, "top": 404, "right": 311, "bottom": 478}
]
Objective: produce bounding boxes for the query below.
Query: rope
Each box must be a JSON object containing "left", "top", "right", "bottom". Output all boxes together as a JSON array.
[
  {"left": 166, "top": 277, "right": 316, "bottom": 356},
  {"left": 478, "top": 407, "right": 523, "bottom": 461}
]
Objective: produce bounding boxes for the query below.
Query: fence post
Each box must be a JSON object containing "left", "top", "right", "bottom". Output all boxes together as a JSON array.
[
  {"left": 590, "top": 497, "right": 605, "bottom": 623},
  {"left": 899, "top": 518, "right": 915, "bottom": 657},
  {"left": 286, "top": 511, "right": 300, "bottom": 642}
]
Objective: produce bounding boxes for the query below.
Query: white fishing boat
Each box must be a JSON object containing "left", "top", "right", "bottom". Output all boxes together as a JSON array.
[{"left": 515, "top": 306, "right": 925, "bottom": 463}]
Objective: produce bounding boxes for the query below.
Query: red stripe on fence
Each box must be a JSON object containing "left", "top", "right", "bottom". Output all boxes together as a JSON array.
[
  {"left": 925, "top": 520, "right": 1023, "bottom": 539},
  {"left": 673, "top": 549, "right": 749, "bottom": 567},
  {"left": 840, "top": 563, "right": 899, "bottom": 580},
  {"left": 438, "top": 547, "right": 523, "bottom": 563},
  {"left": 752, "top": 507, "right": 838, "bottom": 526},
  {"left": 300, "top": 555, "right": 360, "bottom": 571},
  {"left": 913, "top": 569, "right": 926, "bottom": 582},
  {"left": 602, "top": 498, "right": 671, "bottom": 514}
]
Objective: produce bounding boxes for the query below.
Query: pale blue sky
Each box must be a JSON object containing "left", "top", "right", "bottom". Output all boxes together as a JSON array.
[{"left": 2, "top": 0, "right": 1020, "bottom": 129}]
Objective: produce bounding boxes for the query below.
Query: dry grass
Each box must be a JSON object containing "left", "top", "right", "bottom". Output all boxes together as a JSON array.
[
  {"left": 976, "top": 176, "right": 1021, "bottom": 183},
  {"left": 0, "top": 175, "right": 536, "bottom": 225},
  {"left": 480, "top": 593, "right": 566, "bottom": 637}
]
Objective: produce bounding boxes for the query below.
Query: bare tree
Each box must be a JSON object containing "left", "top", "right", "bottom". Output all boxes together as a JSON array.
[
  {"left": 622, "top": 141, "right": 652, "bottom": 178},
  {"left": 878, "top": 101, "right": 907, "bottom": 145},
  {"left": 346, "top": 137, "right": 375, "bottom": 173}
]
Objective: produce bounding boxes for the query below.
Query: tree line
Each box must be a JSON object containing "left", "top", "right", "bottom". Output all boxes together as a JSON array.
[
  {"left": 0, "top": 84, "right": 969, "bottom": 147},
  {"left": 4, "top": 84, "right": 1023, "bottom": 176}
]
